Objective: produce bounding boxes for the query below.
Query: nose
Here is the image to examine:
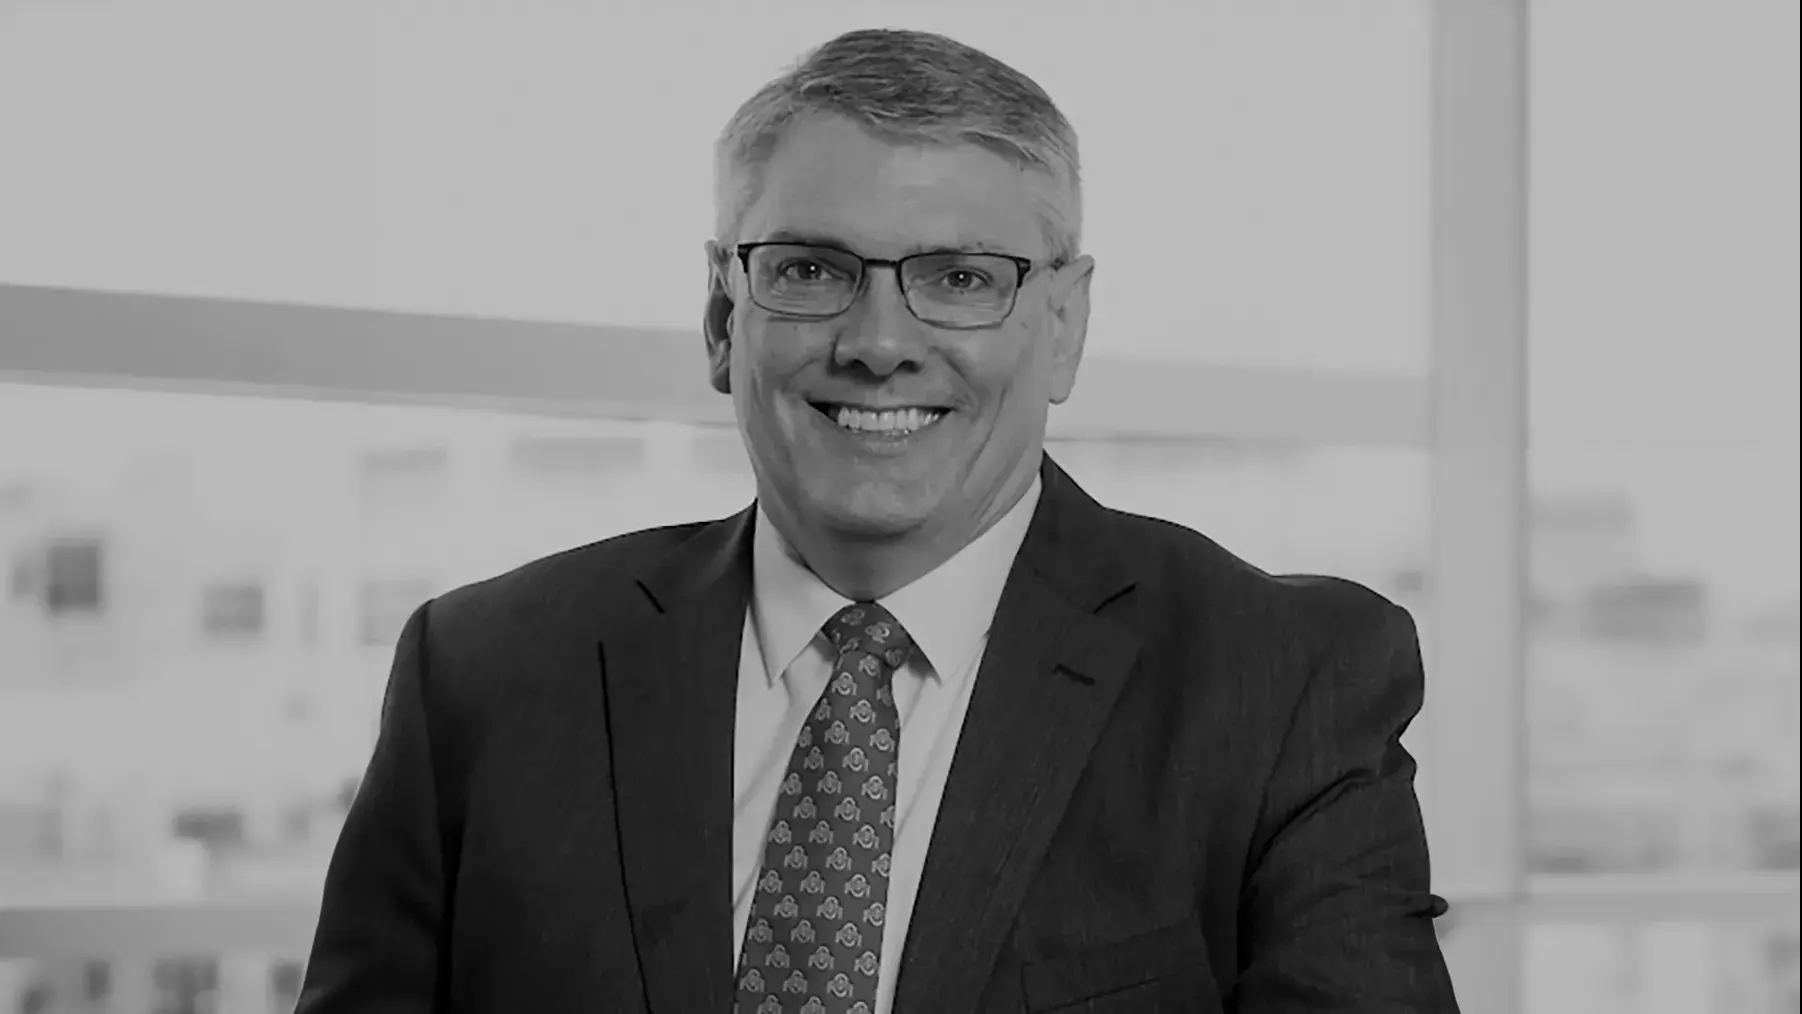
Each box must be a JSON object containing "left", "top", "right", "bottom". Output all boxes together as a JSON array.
[{"left": 831, "top": 267, "right": 928, "bottom": 377}]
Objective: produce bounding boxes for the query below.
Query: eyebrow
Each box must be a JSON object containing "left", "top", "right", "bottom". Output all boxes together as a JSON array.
[{"left": 755, "top": 229, "right": 1012, "bottom": 258}]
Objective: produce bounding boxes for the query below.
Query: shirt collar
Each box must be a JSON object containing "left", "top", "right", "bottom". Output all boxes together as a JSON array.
[{"left": 750, "top": 475, "right": 1043, "bottom": 687}]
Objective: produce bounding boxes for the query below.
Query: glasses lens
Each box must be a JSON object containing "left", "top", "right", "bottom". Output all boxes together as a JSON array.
[
  {"left": 901, "top": 253, "right": 1020, "bottom": 326},
  {"left": 746, "top": 244, "right": 862, "bottom": 316}
]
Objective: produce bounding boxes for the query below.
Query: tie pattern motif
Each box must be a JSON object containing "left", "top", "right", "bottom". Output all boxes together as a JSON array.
[{"left": 734, "top": 603, "right": 914, "bottom": 1014}]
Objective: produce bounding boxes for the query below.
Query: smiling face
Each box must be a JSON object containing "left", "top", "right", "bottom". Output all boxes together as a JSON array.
[{"left": 706, "top": 112, "right": 1093, "bottom": 561}]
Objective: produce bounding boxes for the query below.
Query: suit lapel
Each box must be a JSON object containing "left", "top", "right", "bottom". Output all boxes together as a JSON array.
[
  {"left": 601, "top": 506, "right": 755, "bottom": 1014},
  {"left": 894, "top": 458, "right": 1143, "bottom": 1014}
]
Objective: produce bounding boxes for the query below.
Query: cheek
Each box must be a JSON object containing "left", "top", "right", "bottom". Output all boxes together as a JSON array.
[
  {"left": 962, "top": 322, "right": 1047, "bottom": 415},
  {"left": 734, "top": 322, "right": 815, "bottom": 424}
]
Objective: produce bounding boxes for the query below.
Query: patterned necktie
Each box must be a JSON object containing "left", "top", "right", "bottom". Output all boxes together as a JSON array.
[{"left": 735, "top": 602, "right": 914, "bottom": 1014}]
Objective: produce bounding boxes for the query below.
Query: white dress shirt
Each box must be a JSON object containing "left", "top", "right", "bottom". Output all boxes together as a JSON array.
[{"left": 731, "top": 477, "right": 1042, "bottom": 1014}]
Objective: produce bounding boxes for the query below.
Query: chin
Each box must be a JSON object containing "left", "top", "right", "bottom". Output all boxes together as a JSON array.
[{"left": 811, "top": 481, "right": 937, "bottom": 539}]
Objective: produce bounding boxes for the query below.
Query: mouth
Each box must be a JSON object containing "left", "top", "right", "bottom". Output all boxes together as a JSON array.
[{"left": 808, "top": 401, "right": 951, "bottom": 439}]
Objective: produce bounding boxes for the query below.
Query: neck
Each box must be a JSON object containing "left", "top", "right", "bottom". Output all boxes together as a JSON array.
[{"left": 767, "top": 459, "right": 1039, "bottom": 602}]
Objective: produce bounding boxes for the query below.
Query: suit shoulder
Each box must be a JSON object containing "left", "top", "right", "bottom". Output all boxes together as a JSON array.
[
  {"left": 1100, "top": 506, "right": 1409, "bottom": 639},
  {"left": 430, "top": 517, "right": 718, "bottom": 618}
]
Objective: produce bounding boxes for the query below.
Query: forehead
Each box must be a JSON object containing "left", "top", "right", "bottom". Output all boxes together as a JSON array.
[{"left": 741, "top": 112, "right": 1048, "bottom": 258}]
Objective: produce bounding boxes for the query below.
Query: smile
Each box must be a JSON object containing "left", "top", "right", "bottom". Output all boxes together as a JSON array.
[{"left": 810, "top": 402, "right": 948, "bottom": 437}]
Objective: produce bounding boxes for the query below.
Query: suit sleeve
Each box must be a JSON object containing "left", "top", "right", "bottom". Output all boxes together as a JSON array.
[
  {"left": 1231, "top": 602, "right": 1461, "bottom": 1013},
  {"left": 295, "top": 600, "right": 451, "bottom": 1013}
]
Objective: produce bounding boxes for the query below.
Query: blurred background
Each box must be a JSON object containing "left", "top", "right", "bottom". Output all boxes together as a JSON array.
[{"left": 0, "top": 2, "right": 1795, "bottom": 1012}]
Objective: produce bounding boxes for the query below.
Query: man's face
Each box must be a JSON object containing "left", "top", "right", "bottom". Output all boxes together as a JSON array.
[{"left": 705, "top": 113, "right": 1093, "bottom": 546}]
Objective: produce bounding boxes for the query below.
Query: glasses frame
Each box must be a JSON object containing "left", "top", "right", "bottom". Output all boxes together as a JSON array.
[{"left": 733, "top": 241, "right": 1056, "bottom": 330}]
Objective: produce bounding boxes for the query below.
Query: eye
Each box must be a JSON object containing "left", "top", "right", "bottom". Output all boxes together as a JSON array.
[
  {"left": 776, "top": 258, "right": 847, "bottom": 284},
  {"left": 935, "top": 267, "right": 994, "bottom": 291}
]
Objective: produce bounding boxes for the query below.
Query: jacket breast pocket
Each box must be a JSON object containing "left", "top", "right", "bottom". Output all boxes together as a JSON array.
[{"left": 1019, "top": 914, "right": 1222, "bottom": 1013}]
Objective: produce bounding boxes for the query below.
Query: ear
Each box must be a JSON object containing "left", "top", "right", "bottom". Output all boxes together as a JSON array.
[
  {"left": 703, "top": 240, "right": 735, "bottom": 395},
  {"left": 1044, "top": 255, "right": 1095, "bottom": 405}
]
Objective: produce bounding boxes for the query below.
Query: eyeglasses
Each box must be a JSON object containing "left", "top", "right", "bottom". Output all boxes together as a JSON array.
[{"left": 734, "top": 242, "right": 1053, "bottom": 330}]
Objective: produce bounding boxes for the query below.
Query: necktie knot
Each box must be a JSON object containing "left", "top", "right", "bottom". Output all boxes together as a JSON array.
[{"left": 824, "top": 602, "right": 916, "bottom": 673}]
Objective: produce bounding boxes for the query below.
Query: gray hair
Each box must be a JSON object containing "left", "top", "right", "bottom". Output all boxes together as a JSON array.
[{"left": 713, "top": 28, "right": 1083, "bottom": 264}]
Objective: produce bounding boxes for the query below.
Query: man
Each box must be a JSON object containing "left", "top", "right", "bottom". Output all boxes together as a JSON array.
[{"left": 297, "top": 27, "right": 1460, "bottom": 1014}]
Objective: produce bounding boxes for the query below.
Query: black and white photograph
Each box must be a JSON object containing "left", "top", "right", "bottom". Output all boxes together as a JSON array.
[{"left": 0, "top": 3, "right": 1796, "bottom": 1012}]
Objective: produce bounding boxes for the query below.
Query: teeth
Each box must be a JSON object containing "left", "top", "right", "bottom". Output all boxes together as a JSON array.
[{"left": 833, "top": 406, "right": 944, "bottom": 434}]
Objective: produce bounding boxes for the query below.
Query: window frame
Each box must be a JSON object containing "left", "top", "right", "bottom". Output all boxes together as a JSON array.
[
  {"left": 198, "top": 580, "right": 268, "bottom": 640},
  {"left": 0, "top": 3, "right": 1796, "bottom": 1011},
  {"left": 0, "top": 283, "right": 1429, "bottom": 448}
]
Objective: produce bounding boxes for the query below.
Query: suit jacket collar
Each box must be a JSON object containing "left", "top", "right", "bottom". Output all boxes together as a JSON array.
[
  {"left": 628, "top": 451, "right": 1135, "bottom": 659},
  {"left": 600, "top": 505, "right": 753, "bottom": 1013},
  {"left": 748, "top": 473, "right": 1043, "bottom": 691},
  {"left": 1011, "top": 452, "right": 1138, "bottom": 613},
  {"left": 602, "top": 454, "right": 1142, "bottom": 1013}
]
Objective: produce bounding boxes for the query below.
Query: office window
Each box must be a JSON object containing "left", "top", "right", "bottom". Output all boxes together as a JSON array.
[
  {"left": 1525, "top": 919, "right": 1800, "bottom": 1014},
  {"left": 358, "top": 446, "right": 447, "bottom": 480},
  {"left": 358, "top": 578, "right": 436, "bottom": 648},
  {"left": 9, "top": 552, "right": 36, "bottom": 600},
  {"left": 0, "top": 4, "right": 1426, "bottom": 374},
  {"left": 151, "top": 956, "right": 218, "bottom": 1014},
  {"left": 297, "top": 579, "right": 321, "bottom": 647},
  {"left": 1526, "top": 0, "right": 1800, "bottom": 880},
  {"left": 509, "top": 434, "right": 645, "bottom": 480},
  {"left": 0, "top": 804, "right": 61, "bottom": 862},
  {"left": 691, "top": 428, "right": 755, "bottom": 478},
  {"left": 82, "top": 960, "right": 110, "bottom": 1003},
  {"left": 43, "top": 538, "right": 103, "bottom": 616},
  {"left": 358, "top": 445, "right": 449, "bottom": 505},
  {"left": 270, "top": 959, "right": 304, "bottom": 1010},
  {"left": 200, "top": 580, "right": 266, "bottom": 639},
  {"left": 18, "top": 979, "right": 50, "bottom": 1014},
  {"left": 170, "top": 806, "right": 245, "bottom": 851},
  {"left": 334, "top": 776, "right": 360, "bottom": 814},
  {"left": 0, "top": 481, "right": 31, "bottom": 512}
]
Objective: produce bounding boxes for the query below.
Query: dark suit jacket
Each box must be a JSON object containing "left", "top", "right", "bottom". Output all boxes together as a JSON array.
[{"left": 297, "top": 455, "right": 1460, "bottom": 1013}]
